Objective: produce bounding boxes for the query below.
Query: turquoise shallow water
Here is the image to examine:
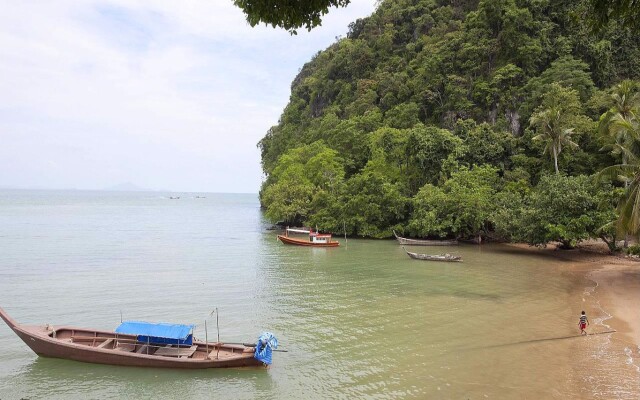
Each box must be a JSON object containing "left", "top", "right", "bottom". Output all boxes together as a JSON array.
[{"left": 0, "top": 190, "right": 637, "bottom": 399}]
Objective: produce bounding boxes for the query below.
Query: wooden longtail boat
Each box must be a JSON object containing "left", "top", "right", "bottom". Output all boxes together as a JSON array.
[
  {"left": 393, "top": 230, "right": 458, "bottom": 246},
  {"left": 277, "top": 227, "right": 339, "bottom": 247},
  {"left": 403, "top": 247, "right": 463, "bottom": 262},
  {"left": 0, "top": 308, "right": 270, "bottom": 369}
]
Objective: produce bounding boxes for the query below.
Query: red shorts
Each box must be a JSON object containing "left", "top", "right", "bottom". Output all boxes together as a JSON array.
[{"left": 580, "top": 323, "right": 587, "bottom": 330}]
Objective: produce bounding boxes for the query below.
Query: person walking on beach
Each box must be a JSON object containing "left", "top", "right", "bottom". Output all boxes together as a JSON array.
[{"left": 579, "top": 311, "right": 589, "bottom": 335}]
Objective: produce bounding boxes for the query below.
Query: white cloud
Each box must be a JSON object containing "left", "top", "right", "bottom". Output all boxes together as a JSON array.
[{"left": 0, "top": 0, "right": 377, "bottom": 192}]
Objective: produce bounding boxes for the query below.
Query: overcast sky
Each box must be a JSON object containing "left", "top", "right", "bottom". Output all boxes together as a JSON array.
[{"left": 0, "top": 0, "right": 378, "bottom": 193}]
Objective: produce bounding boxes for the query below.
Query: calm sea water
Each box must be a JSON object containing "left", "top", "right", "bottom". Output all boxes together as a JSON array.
[{"left": 0, "top": 190, "right": 637, "bottom": 399}]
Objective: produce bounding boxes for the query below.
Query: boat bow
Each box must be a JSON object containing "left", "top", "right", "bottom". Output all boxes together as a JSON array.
[{"left": 0, "top": 307, "right": 19, "bottom": 330}]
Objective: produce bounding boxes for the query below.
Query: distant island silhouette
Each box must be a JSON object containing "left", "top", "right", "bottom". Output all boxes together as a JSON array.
[{"left": 104, "top": 182, "right": 151, "bottom": 192}]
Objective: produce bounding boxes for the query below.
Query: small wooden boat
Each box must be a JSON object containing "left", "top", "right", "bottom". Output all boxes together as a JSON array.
[
  {"left": 393, "top": 230, "right": 458, "bottom": 246},
  {"left": 403, "top": 247, "right": 463, "bottom": 262},
  {"left": 277, "top": 227, "right": 339, "bottom": 247},
  {"left": 0, "top": 308, "right": 274, "bottom": 369}
]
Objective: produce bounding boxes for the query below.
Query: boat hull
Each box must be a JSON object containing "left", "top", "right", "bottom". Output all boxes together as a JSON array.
[
  {"left": 396, "top": 238, "right": 458, "bottom": 246},
  {"left": 393, "top": 231, "right": 458, "bottom": 246},
  {"left": 406, "top": 253, "right": 463, "bottom": 262},
  {"left": 277, "top": 235, "right": 339, "bottom": 247},
  {"left": 0, "top": 309, "right": 263, "bottom": 369},
  {"left": 402, "top": 246, "right": 462, "bottom": 262}
]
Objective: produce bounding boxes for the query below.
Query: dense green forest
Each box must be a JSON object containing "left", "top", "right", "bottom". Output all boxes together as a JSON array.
[
  {"left": 257, "top": 0, "right": 640, "bottom": 250},
  {"left": 234, "top": 0, "right": 640, "bottom": 34}
]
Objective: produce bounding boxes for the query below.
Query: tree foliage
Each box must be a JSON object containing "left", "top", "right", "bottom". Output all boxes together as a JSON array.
[
  {"left": 597, "top": 84, "right": 640, "bottom": 240},
  {"left": 408, "top": 166, "right": 499, "bottom": 240},
  {"left": 256, "top": 0, "right": 640, "bottom": 249},
  {"left": 234, "top": 0, "right": 352, "bottom": 34},
  {"left": 588, "top": 0, "right": 640, "bottom": 33},
  {"left": 529, "top": 85, "right": 583, "bottom": 174},
  {"left": 494, "top": 175, "right": 616, "bottom": 248}
]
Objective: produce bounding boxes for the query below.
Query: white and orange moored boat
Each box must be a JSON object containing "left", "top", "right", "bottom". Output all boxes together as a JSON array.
[{"left": 277, "top": 227, "right": 340, "bottom": 247}]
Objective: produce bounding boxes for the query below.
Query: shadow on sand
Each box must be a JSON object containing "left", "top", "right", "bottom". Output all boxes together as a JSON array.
[{"left": 478, "top": 330, "right": 617, "bottom": 350}]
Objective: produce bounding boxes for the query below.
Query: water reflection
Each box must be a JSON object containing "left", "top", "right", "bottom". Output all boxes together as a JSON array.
[
  {"left": 0, "top": 192, "right": 637, "bottom": 399},
  {"left": 16, "top": 356, "right": 276, "bottom": 400}
]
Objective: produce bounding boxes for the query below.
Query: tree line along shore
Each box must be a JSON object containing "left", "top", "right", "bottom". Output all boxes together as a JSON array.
[{"left": 257, "top": 0, "right": 640, "bottom": 252}]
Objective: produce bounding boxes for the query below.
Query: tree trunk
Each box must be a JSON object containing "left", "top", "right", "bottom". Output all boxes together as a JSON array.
[
  {"left": 559, "top": 240, "right": 574, "bottom": 249},
  {"left": 553, "top": 146, "right": 559, "bottom": 174},
  {"left": 622, "top": 156, "right": 629, "bottom": 248},
  {"left": 600, "top": 234, "right": 618, "bottom": 253}
]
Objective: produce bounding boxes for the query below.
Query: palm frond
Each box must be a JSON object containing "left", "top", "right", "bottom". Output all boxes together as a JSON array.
[{"left": 595, "top": 163, "right": 638, "bottom": 183}]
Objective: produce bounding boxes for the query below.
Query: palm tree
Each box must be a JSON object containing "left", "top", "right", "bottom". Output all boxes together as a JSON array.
[
  {"left": 598, "top": 81, "right": 640, "bottom": 245},
  {"left": 599, "top": 81, "right": 640, "bottom": 177},
  {"left": 598, "top": 152, "right": 640, "bottom": 238},
  {"left": 530, "top": 108, "right": 579, "bottom": 174},
  {"left": 604, "top": 80, "right": 640, "bottom": 120}
]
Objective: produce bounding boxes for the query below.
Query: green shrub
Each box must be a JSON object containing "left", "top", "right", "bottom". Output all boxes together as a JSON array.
[{"left": 626, "top": 245, "right": 640, "bottom": 256}]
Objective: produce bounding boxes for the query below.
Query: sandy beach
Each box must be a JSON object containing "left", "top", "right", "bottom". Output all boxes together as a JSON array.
[
  {"left": 507, "top": 242, "right": 639, "bottom": 341},
  {"left": 558, "top": 244, "right": 639, "bottom": 348},
  {"left": 590, "top": 263, "right": 640, "bottom": 346},
  {"left": 507, "top": 241, "right": 640, "bottom": 397}
]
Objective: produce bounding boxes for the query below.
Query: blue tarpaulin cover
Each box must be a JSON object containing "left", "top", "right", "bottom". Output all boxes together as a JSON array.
[
  {"left": 115, "top": 321, "right": 194, "bottom": 345},
  {"left": 254, "top": 332, "right": 278, "bottom": 365}
]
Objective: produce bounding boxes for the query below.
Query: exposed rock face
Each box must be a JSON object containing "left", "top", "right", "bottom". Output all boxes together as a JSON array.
[{"left": 506, "top": 110, "right": 520, "bottom": 135}]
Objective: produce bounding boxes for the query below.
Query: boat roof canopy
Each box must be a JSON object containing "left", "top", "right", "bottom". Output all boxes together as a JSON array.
[
  {"left": 115, "top": 321, "right": 194, "bottom": 340},
  {"left": 286, "top": 228, "right": 311, "bottom": 234}
]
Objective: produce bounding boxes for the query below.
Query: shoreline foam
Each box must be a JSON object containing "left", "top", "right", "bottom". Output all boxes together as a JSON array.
[
  {"left": 504, "top": 241, "right": 640, "bottom": 397},
  {"left": 589, "top": 264, "right": 640, "bottom": 346}
]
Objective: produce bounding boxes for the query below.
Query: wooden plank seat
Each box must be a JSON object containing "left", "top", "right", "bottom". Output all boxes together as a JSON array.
[
  {"left": 114, "top": 342, "right": 136, "bottom": 352},
  {"left": 97, "top": 338, "right": 114, "bottom": 348},
  {"left": 136, "top": 344, "right": 150, "bottom": 354},
  {"left": 154, "top": 345, "right": 198, "bottom": 358}
]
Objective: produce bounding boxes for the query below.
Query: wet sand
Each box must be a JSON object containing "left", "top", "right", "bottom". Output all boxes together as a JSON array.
[
  {"left": 507, "top": 242, "right": 640, "bottom": 398},
  {"left": 590, "top": 264, "right": 640, "bottom": 346},
  {"left": 507, "top": 242, "right": 639, "bottom": 340}
]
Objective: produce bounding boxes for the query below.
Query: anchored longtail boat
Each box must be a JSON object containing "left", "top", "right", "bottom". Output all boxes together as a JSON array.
[
  {"left": 277, "top": 227, "right": 340, "bottom": 247},
  {"left": 403, "top": 247, "right": 463, "bottom": 262},
  {"left": 393, "top": 231, "right": 458, "bottom": 246},
  {"left": 0, "top": 308, "right": 277, "bottom": 369}
]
